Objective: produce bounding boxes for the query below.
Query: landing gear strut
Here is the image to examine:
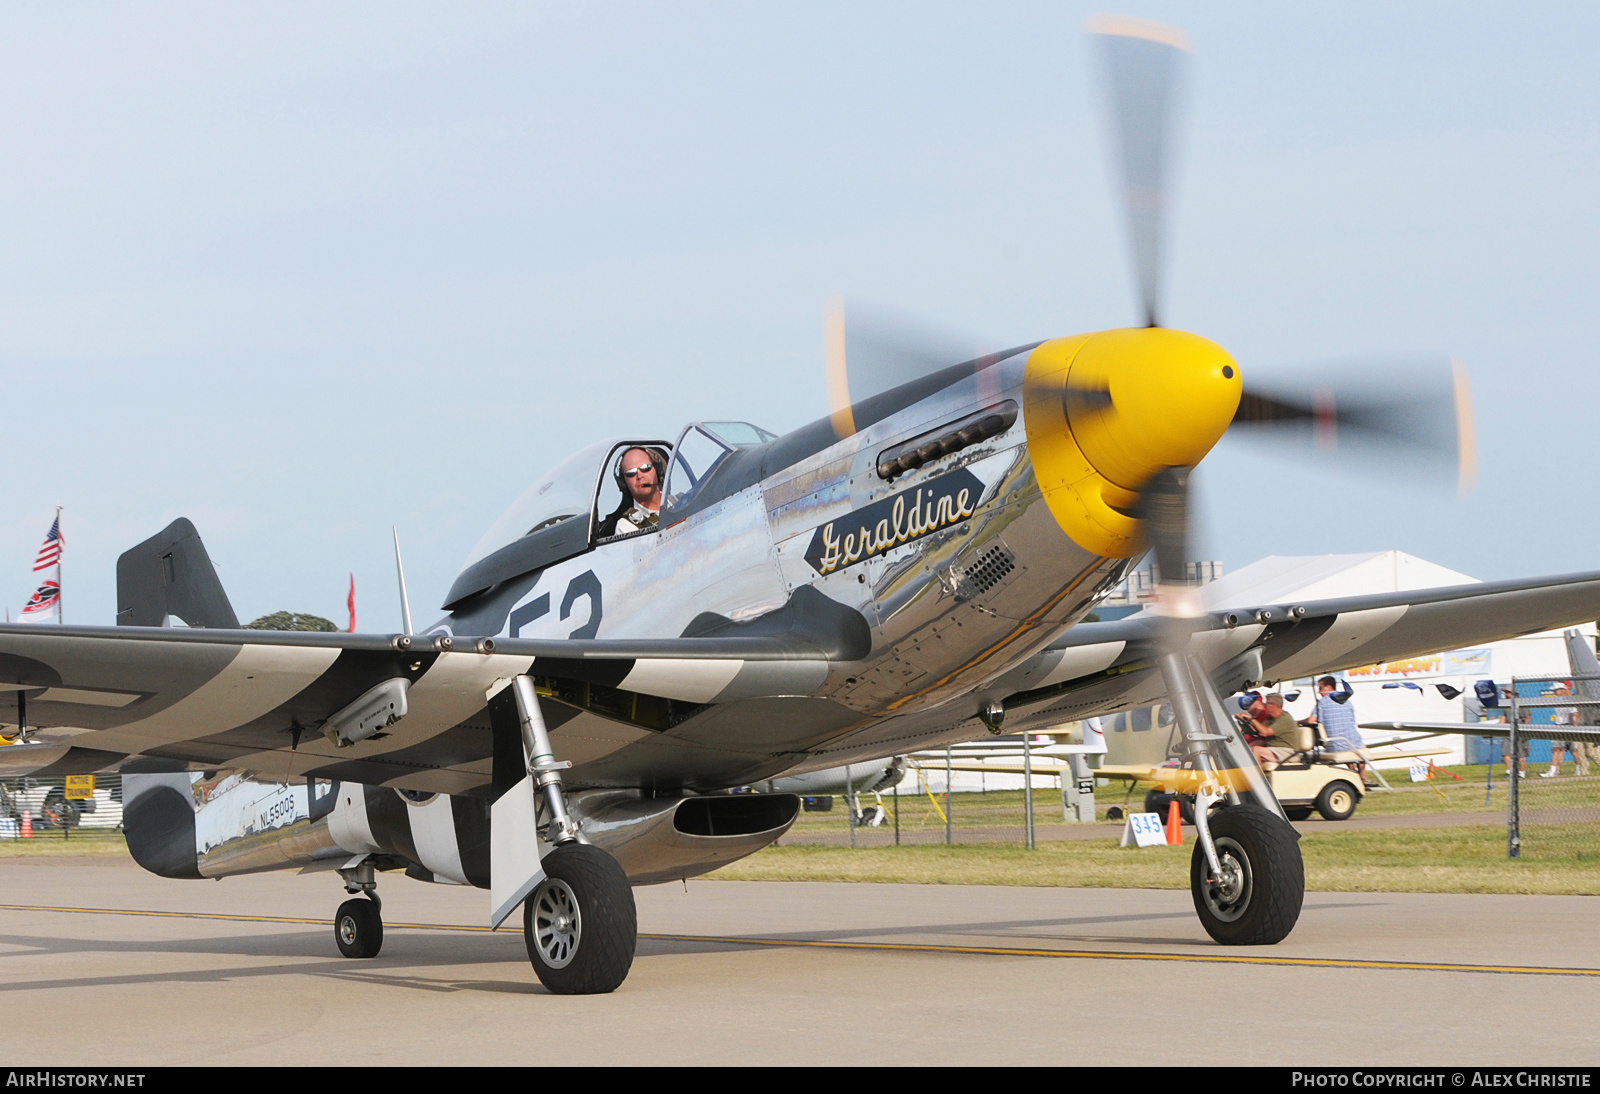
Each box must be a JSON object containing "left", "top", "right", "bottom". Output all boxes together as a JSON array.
[
  {"left": 1155, "top": 648, "right": 1305, "bottom": 946},
  {"left": 335, "top": 858, "right": 383, "bottom": 959},
  {"left": 511, "top": 676, "right": 636, "bottom": 994}
]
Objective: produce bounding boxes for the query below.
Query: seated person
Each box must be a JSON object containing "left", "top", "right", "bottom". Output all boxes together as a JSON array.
[
  {"left": 598, "top": 446, "right": 668, "bottom": 538},
  {"left": 1239, "top": 692, "right": 1302, "bottom": 767}
]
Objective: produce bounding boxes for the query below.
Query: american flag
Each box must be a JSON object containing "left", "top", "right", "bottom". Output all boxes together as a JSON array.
[
  {"left": 33, "top": 517, "right": 62, "bottom": 572},
  {"left": 20, "top": 579, "right": 59, "bottom": 621}
]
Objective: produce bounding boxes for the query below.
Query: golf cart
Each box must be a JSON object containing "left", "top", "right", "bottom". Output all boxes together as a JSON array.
[{"left": 1108, "top": 713, "right": 1366, "bottom": 823}]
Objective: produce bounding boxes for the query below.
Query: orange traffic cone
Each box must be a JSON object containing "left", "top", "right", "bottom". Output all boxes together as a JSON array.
[
  {"left": 1166, "top": 798, "right": 1182, "bottom": 845},
  {"left": 21, "top": 810, "right": 32, "bottom": 839}
]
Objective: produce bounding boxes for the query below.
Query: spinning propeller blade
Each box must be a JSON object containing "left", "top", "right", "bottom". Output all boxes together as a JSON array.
[
  {"left": 1232, "top": 357, "right": 1477, "bottom": 495},
  {"left": 821, "top": 17, "right": 1477, "bottom": 586},
  {"left": 1133, "top": 465, "right": 1192, "bottom": 592},
  {"left": 1081, "top": 15, "right": 1475, "bottom": 592},
  {"left": 1087, "top": 14, "right": 1191, "bottom": 329},
  {"left": 824, "top": 298, "right": 994, "bottom": 439},
  {"left": 1084, "top": 15, "right": 1204, "bottom": 615}
]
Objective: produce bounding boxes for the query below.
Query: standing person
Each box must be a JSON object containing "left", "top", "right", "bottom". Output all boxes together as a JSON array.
[
  {"left": 1504, "top": 711, "right": 1531, "bottom": 780},
  {"left": 1300, "top": 676, "right": 1359, "bottom": 750},
  {"left": 1300, "top": 675, "right": 1365, "bottom": 781},
  {"left": 1542, "top": 683, "right": 1586, "bottom": 777}
]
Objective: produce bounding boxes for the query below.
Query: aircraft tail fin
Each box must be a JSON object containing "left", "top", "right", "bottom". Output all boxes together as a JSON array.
[
  {"left": 116, "top": 519, "right": 240, "bottom": 629},
  {"left": 1563, "top": 628, "right": 1600, "bottom": 723}
]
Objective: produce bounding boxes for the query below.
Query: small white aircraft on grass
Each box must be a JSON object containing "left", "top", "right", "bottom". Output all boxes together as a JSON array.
[{"left": 2, "top": 17, "right": 1595, "bottom": 993}]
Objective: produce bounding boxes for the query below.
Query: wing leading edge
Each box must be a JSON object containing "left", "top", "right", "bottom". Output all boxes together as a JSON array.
[
  {"left": 0, "top": 621, "right": 852, "bottom": 787},
  {"left": 994, "top": 569, "right": 1600, "bottom": 724}
]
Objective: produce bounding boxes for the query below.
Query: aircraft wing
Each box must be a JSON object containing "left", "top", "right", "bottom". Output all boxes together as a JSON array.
[
  {"left": 1091, "top": 763, "right": 1158, "bottom": 783},
  {"left": 936, "top": 761, "right": 1072, "bottom": 777},
  {"left": 1060, "top": 568, "right": 1600, "bottom": 669},
  {"left": 0, "top": 621, "right": 846, "bottom": 789},
  {"left": 996, "top": 569, "right": 1600, "bottom": 723},
  {"left": 1359, "top": 721, "right": 1600, "bottom": 742}
]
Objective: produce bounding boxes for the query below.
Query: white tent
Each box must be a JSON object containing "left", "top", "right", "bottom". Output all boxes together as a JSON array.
[{"left": 1210, "top": 550, "right": 1594, "bottom": 766}]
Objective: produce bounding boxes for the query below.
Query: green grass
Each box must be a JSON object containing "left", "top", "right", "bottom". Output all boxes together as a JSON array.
[
  {"left": 771, "top": 765, "right": 1600, "bottom": 894},
  {"left": 720, "top": 825, "right": 1600, "bottom": 895},
  {"left": 1304, "top": 765, "right": 1557, "bottom": 818},
  {"left": 0, "top": 828, "right": 129, "bottom": 857},
  {"left": 2, "top": 769, "right": 1595, "bottom": 896},
  {"left": 6, "top": 825, "right": 1591, "bottom": 895},
  {"left": 794, "top": 765, "right": 1585, "bottom": 835}
]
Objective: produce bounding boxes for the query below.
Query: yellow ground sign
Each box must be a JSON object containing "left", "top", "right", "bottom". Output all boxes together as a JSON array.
[{"left": 64, "top": 775, "right": 95, "bottom": 800}]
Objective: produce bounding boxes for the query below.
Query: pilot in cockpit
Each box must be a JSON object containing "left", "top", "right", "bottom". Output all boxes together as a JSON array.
[{"left": 600, "top": 446, "right": 669, "bottom": 537}]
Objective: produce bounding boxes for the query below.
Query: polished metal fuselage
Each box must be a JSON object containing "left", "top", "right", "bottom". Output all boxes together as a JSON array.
[{"left": 446, "top": 353, "right": 1132, "bottom": 791}]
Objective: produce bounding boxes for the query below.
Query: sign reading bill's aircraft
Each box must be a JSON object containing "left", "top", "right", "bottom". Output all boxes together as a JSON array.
[{"left": 804, "top": 468, "right": 983, "bottom": 575}]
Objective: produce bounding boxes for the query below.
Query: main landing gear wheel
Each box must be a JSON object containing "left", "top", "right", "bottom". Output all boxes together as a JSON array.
[
  {"left": 335, "top": 897, "right": 383, "bottom": 959},
  {"left": 1316, "top": 781, "right": 1359, "bottom": 821},
  {"left": 523, "top": 842, "right": 637, "bottom": 995},
  {"left": 1190, "top": 804, "right": 1304, "bottom": 946}
]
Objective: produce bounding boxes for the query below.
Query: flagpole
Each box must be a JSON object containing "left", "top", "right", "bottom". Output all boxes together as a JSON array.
[{"left": 55, "top": 504, "right": 62, "bottom": 625}]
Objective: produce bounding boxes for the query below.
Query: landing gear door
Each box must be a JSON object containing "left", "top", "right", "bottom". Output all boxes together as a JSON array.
[{"left": 490, "top": 776, "right": 550, "bottom": 929}]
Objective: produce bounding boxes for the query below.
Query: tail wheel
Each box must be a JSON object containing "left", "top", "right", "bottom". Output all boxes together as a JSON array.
[
  {"left": 1143, "top": 789, "right": 1173, "bottom": 817},
  {"left": 1190, "top": 804, "right": 1304, "bottom": 945},
  {"left": 1315, "top": 781, "right": 1359, "bottom": 821},
  {"left": 335, "top": 897, "right": 383, "bottom": 959},
  {"left": 523, "top": 842, "right": 637, "bottom": 995}
]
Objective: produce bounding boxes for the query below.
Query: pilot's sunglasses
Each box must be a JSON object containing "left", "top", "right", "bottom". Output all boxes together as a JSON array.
[{"left": 622, "top": 464, "right": 654, "bottom": 479}]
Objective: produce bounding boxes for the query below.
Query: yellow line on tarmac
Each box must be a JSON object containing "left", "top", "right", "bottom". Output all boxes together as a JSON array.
[
  {"left": 638, "top": 933, "right": 1600, "bottom": 978},
  {"left": 5, "top": 903, "right": 1597, "bottom": 977}
]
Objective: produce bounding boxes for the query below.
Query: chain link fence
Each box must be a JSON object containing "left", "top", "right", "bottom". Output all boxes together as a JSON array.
[
  {"left": 776, "top": 739, "right": 1115, "bottom": 848},
  {"left": 1506, "top": 675, "right": 1600, "bottom": 861},
  {"left": 0, "top": 773, "right": 123, "bottom": 836}
]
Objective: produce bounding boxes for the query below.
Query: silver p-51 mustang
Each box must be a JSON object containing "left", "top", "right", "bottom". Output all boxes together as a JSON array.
[{"left": 4, "top": 19, "right": 1594, "bottom": 993}]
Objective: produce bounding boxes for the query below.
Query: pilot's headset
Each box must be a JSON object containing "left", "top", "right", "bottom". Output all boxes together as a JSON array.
[{"left": 613, "top": 446, "right": 669, "bottom": 494}]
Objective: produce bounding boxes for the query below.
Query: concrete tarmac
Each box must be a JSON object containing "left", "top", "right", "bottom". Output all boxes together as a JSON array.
[{"left": 1, "top": 856, "right": 1596, "bottom": 1066}]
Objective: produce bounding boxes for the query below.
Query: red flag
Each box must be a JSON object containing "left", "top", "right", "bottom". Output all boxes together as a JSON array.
[{"left": 347, "top": 574, "right": 356, "bottom": 633}]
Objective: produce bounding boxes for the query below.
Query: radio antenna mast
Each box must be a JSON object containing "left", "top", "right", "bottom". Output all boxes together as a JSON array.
[{"left": 392, "top": 526, "right": 415, "bottom": 636}]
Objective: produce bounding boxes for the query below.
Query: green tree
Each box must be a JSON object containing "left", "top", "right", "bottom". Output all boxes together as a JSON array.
[{"left": 244, "top": 611, "right": 339, "bottom": 632}]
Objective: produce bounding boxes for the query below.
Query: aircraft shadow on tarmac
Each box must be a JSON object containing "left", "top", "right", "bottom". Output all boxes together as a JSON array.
[
  {"left": 656, "top": 900, "right": 1390, "bottom": 951},
  {"left": 0, "top": 896, "right": 1399, "bottom": 998},
  {"left": 0, "top": 928, "right": 543, "bottom": 996}
]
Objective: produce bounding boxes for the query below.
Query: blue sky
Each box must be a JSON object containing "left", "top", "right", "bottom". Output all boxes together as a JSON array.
[{"left": 2, "top": 2, "right": 1597, "bottom": 628}]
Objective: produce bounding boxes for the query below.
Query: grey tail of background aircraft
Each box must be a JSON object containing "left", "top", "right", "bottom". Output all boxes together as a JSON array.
[{"left": 115, "top": 519, "right": 239, "bottom": 630}]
